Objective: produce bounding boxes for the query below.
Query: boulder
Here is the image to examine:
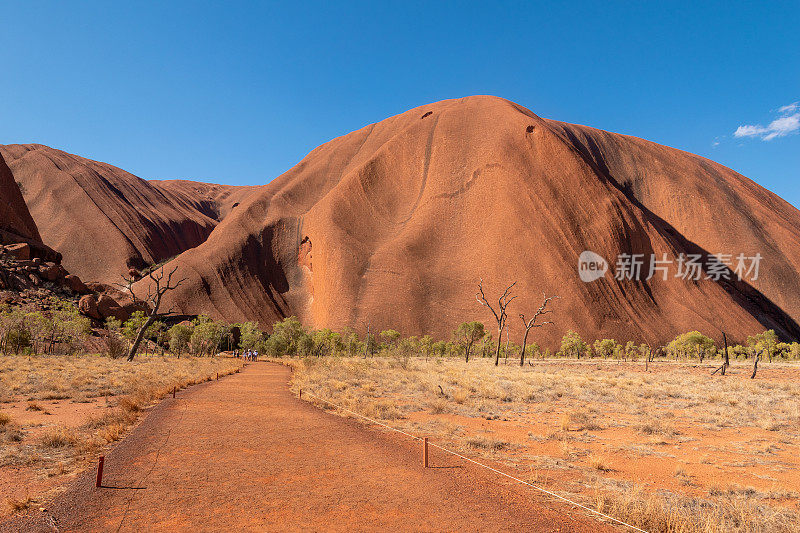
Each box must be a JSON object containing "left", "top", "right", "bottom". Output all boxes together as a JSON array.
[
  {"left": 5, "top": 243, "right": 30, "bottom": 260},
  {"left": 40, "top": 263, "right": 67, "bottom": 282},
  {"left": 79, "top": 294, "right": 102, "bottom": 321},
  {"left": 86, "top": 281, "right": 108, "bottom": 293},
  {"left": 65, "top": 274, "right": 91, "bottom": 294},
  {"left": 97, "top": 294, "right": 128, "bottom": 322}
]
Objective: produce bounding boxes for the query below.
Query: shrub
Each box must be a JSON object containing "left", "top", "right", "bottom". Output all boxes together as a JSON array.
[
  {"left": 238, "top": 321, "right": 264, "bottom": 351},
  {"left": 104, "top": 331, "right": 127, "bottom": 359},
  {"left": 747, "top": 330, "right": 779, "bottom": 361},
  {"left": 40, "top": 426, "right": 79, "bottom": 448},
  {"left": 666, "top": 331, "right": 715, "bottom": 360},
  {"left": 593, "top": 338, "right": 619, "bottom": 359},
  {"left": 168, "top": 322, "right": 193, "bottom": 357},
  {"left": 560, "top": 331, "right": 586, "bottom": 358},
  {"left": 466, "top": 436, "right": 509, "bottom": 450}
]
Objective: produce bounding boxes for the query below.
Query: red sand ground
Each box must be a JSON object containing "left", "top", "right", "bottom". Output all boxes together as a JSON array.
[
  {"left": 0, "top": 398, "right": 131, "bottom": 519},
  {"left": 1, "top": 363, "right": 616, "bottom": 532}
]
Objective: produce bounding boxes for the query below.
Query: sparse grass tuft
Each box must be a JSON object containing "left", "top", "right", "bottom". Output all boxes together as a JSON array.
[
  {"left": 589, "top": 455, "right": 612, "bottom": 472},
  {"left": 428, "top": 397, "right": 450, "bottom": 414},
  {"left": 6, "top": 496, "right": 33, "bottom": 513},
  {"left": 466, "top": 436, "right": 509, "bottom": 451},
  {"left": 26, "top": 401, "right": 49, "bottom": 414},
  {"left": 452, "top": 389, "right": 469, "bottom": 404},
  {"left": 40, "top": 426, "right": 79, "bottom": 448},
  {"left": 560, "top": 409, "right": 602, "bottom": 432},
  {"left": 638, "top": 418, "right": 678, "bottom": 438}
]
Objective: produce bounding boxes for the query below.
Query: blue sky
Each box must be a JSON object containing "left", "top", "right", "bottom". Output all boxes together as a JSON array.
[{"left": 1, "top": 1, "right": 798, "bottom": 207}]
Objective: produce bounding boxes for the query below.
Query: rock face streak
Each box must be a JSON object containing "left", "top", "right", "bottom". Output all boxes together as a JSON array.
[{"left": 4, "top": 96, "right": 800, "bottom": 344}]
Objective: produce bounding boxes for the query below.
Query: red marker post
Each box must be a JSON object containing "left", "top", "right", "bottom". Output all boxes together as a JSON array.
[
  {"left": 423, "top": 437, "right": 429, "bottom": 468},
  {"left": 95, "top": 456, "right": 105, "bottom": 488}
]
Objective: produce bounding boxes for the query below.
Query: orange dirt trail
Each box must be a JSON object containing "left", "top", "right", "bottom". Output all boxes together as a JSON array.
[{"left": 2, "top": 363, "right": 615, "bottom": 532}]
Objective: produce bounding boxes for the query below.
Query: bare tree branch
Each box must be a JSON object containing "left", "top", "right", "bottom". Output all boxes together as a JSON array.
[
  {"left": 476, "top": 279, "right": 517, "bottom": 366},
  {"left": 518, "top": 293, "right": 559, "bottom": 366},
  {"left": 122, "top": 265, "right": 186, "bottom": 361}
]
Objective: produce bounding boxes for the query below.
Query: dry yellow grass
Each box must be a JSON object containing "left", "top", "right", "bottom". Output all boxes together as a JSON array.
[
  {"left": 0, "top": 353, "right": 243, "bottom": 515},
  {"left": 288, "top": 356, "right": 800, "bottom": 533}
]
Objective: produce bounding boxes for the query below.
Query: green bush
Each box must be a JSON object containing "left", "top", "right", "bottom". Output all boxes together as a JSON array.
[{"left": 666, "top": 331, "right": 715, "bottom": 360}]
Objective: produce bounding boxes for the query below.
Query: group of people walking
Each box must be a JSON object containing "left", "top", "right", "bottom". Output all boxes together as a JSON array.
[{"left": 235, "top": 349, "right": 259, "bottom": 361}]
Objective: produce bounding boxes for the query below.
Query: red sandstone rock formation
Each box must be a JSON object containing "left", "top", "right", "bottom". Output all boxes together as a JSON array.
[
  {"left": 0, "top": 144, "right": 257, "bottom": 285},
  {"left": 129, "top": 96, "right": 800, "bottom": 345}
]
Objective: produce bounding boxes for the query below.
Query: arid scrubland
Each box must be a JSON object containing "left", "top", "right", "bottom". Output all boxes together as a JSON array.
[
  {"left": 290, "top": 356, "right": 800, "bottom": 533},
  {"left": 0, "top": 354, "right": 243, "bottom": 515}
]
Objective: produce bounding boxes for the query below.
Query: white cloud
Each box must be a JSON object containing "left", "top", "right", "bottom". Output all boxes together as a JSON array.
[
  {"left": 763, "top": 114, "right": 800, "bottom": 140},
  {"left": 734, "top": 124, "right": 767, "bottom": 137},
  {"left": 734, "top": 101, "right": 800, "bottom": 141}
]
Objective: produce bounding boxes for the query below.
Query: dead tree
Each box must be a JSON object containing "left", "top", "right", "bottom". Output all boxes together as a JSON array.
[
  {"left": 518, "top": 294, "right": 559, "bottom": 366},
  {"left": 712, "top": 331, "right": 731, "bottom": 376},
  {"left": 119, "top": 266, "right": 185, "bottom": 361},
  {"left": 476, "top": 279, "right": 517, "bottom": 366},
  {"left": 751, "top": 349, "right": 763, "bottom": 379},
  {"left": 722, "top": 331, "right": 730, "bottom": 375}
]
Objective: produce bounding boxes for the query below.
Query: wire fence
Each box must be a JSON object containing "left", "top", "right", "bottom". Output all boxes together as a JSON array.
[{"left": 303, "top": 390, "right": 648, "bottom": 533}]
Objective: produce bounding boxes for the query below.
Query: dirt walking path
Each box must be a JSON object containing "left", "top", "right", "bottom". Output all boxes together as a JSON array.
[{"left": 3, "top": 363, "right": 616, "bottom": 532}]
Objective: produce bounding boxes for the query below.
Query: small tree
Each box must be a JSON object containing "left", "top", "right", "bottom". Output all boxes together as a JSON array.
[
  {"left": 239, "top": 322, "right": 264, "bottom": 351},
  {"left": 119, "top": 265, "right": 185, "bottom": 361},
  {"left": 518, "top": 294, "right": 558, "bottom": 366},
  {"left": 666, "top": 331, "right": 715, "bottom": 361},
  {"left": 747, "top": 330, "right": 779, "bottom": 363},
  {"left": 1, "top": 307, "right": 31, "bottom": 355},
  {"left": 593, "top": 338, "right": 619, "bottom": 359},
  {"left": 342, "top": 327, "right": 360, "bottom": 356},
  {"left": 380, "top": 329, "right": 401, "bottom": 351},
  {"left": 476, "top": 279, "right": 517, "bottom": 366},
  {"left": 297, "top": 333, "right": 315, "bottom": 356},
  {"left": 168, "top": 322, "right": 193, "bottom": 357},
  {"left": 789, "top": 343, "right": 800, "bottom": 360},
  {"left": 420, "top": 335, "right": 434, "bottom": 361},
  {"left": 560, "top": 332, "right": 585, "bottom": 359},
  {"left": 272, "top": 316, "right": 306, "bottom": 355},
  {"left": 123, "top": 311, "right": 157, "bottom": 349},
  {"left": 190, "top": 316, "right": 221, "bottom": 356},
  {"left": 431, "top": 340, "right": 447, "bottom": 358},
  {"left": 454, "top": 321, "right": 485, "bottom": 362}
]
